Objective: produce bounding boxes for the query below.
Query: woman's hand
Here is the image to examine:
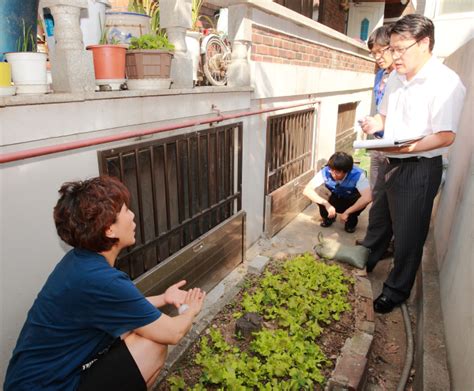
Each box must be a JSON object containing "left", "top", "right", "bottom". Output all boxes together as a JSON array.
[
  {"left": 164, "top": 280, "right": 188, "bottom": 308},
  {"left": 183, "top": 288, "right": 206, "bottom": 317}
]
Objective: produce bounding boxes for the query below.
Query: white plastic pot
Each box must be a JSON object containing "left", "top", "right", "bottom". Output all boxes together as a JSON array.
[
  {"left": 105, "top": 12, "right": 151, "bottom": 45},
  {"left": 185, "top": 30, "right": 201, "bottom": 84},
  {"left": 5, "top": 52, "right": 48, "bottom": 85},
  {"left": 80, "top": 0, "right": 112, "bottom": 48}
]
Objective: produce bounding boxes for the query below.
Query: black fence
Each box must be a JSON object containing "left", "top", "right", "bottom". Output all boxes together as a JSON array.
[{"left": 98, "top": 123, "right": 243, "bottom": 279}]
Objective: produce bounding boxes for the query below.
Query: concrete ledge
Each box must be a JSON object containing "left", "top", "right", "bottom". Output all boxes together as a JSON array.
[
  {"left": 413, "top": 230, "right": 451, "bottom": 390},
  {"left": 327, "top": 274, "right": 374, "bottom": 391}
]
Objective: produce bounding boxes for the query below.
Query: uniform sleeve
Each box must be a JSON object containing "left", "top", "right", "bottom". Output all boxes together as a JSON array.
[
  {"left": 85, "top": 273, "right": 162, "bottom": 337},
  {"left": 430, "top": 75, "right": 466, "bottom": 133},
  {"left": 307, "top": 170, "right": 325, "bottom": 189},
  {"left": 356, "top": 172, "right": 370, "bottom": 192}
]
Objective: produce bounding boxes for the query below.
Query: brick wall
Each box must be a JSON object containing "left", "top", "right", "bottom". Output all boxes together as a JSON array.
[
  {"left": 251, "top": 25, "right": 375, "bottom": 74},
  {"left": 318, "top": 0, "right": 347, "bottom": 34}
]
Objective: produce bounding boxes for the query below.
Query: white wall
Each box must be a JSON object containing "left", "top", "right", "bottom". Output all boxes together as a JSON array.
[
  {"left": 433, "top": 39, "right": 473, "bottom": 390},
  {"left": 0, "top": 89, "right": 252, "bottom": 380},
  {"left": 347, "top": 2, "right": 385, "bottom": 42}
]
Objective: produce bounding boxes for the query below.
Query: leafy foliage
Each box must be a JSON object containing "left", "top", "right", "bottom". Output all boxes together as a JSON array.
[
  {"left": 167, "top": 254, "right": 353, "bottom": 389},
  {"left": 128, "top": 33, "right": 174, "bottom": 51},
  {"left": 128, "top": 0, "right": 160, "bottom": 34},
  {"left": 17, "top": 19, "right": 36, "bottom": 52}
]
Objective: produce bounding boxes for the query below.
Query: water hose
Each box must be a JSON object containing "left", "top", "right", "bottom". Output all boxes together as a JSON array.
[{"left": 396, "top": 303, "right": 414, "bottom": 391}]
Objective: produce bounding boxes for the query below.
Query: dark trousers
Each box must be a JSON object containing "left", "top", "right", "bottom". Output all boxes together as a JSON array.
[
  {"left": 363, "top": 156, "right": 442, "bottom": 303},
  {"left": 317, "top": 192, "right": 364, "bottom": 228}
]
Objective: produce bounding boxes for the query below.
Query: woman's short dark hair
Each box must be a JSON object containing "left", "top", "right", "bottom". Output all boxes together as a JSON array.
[
  {"left": 368, "top": 25, "right": 391, "bottom": 50},
  {"left": 53, "top": 176, "right": 130, "bottom": 252},
  {"left": 389, "top": 14, "right": 435, "bottom": 51},
  {"left": 327, "top": 152, "right": 353, "bottom": 173}
]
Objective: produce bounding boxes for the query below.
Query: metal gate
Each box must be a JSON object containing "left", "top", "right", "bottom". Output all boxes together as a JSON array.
[
  {"left": 335, "top": 102, "right": 358, "bottom": 153},
  {"left": 264, "top": 109, "right": 315, "bottom": 237},
  {"left": 98, "top": 123, "right": 244, "bottom": 296}
]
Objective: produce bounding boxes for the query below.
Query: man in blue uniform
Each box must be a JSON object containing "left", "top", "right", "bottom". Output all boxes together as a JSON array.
[{"left": 303, "top": 152, "right": 372, "bottom": 233}]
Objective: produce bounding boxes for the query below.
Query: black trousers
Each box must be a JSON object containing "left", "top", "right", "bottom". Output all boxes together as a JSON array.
[
  {"left": 362, "top": 156, "right": 442, "bottom": 303},
  {"left": 317, "top": 192, "right": 364, "bottom": 228}
]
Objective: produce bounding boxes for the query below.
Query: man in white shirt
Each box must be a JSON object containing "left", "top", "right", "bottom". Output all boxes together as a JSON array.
[{"left": 359, "top": 14, "right": 466, "bottom": 313}]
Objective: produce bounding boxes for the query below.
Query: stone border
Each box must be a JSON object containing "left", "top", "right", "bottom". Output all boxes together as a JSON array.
[
  {"left": 153, "top": 263, "right": 248, "bottom": 388},
  {"left": 326, "top": 272, "right": 375, "bottom": 391}
]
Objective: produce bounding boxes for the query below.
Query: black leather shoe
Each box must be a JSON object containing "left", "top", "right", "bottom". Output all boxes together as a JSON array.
[
  {"left": 373, "top": 294, "right": 398, "bottom": 314},
  {"left": 366, "top": 261, "right": 377, "bottom": 273},
  {"left": 320, "top": 218, "right": 335, "bottom": 228},
  {"left": 344, "top": 224, "right": 357, "bottom": 233}
]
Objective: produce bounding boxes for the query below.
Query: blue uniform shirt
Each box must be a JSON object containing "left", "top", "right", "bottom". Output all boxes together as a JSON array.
[{"left": 4, "top": 248, "right": 162, "bottom": 391}]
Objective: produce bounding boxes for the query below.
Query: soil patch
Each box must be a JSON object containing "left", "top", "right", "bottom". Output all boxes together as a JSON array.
[{"left": 157, "top": 255, "right": 361, "bottom": 390}]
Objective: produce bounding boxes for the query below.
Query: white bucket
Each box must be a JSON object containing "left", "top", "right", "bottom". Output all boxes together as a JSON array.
[
  {"left": 80, "top": 0, "right": 112, "bottom": 48},
  {"left": 105, "top": 12, "right": 151, "bottom": 45},
  {"left": 185, "top": 31, "right": 201, "bottom": 83},
  {"left": 5, "top": 52, "right": 48, "bottom": 85}
]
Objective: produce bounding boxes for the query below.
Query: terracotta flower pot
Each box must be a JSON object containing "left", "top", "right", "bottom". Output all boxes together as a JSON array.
[{"left": 86, "top": 44, "right": 127, "bottom": 80}]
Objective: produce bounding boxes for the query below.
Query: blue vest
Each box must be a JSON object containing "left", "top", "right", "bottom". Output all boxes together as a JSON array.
[{"left": 322, "top": 166, "right": 363, "bottom": 198}]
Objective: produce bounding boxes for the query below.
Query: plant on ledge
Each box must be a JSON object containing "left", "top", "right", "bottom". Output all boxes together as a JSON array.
[
  {"left": 128, "top": 0, "right": 160, "bottom": 33},
  {"left": 126, "top": 33, "right": 175, "bottom": 89}
]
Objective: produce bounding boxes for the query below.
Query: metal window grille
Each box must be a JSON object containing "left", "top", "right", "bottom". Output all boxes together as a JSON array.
[
  {"left": 98, "top": 123, "right": 243, "bottom": 280},
  {"left": 265, "top": 109, "right": 315, "bottom": 194},
  {"left": 335, "top": 102, "right": 358, "bottom": 154}
]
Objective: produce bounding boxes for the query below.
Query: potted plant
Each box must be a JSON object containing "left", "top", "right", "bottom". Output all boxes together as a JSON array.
[
  {"left": 4, "top": 20, "right": 48, "bottom": 94},
  {"left": 86, "top": 26, "right": 127, "bottom": 91},
  {"left": 128, "top": 0, "right": 160, "bottom": 34},
  {"left": 125, "top": 32, "right": 175, "bottom": 90},
  {"left": 104, "top": 0, "right": 152, "bottom": 45}
]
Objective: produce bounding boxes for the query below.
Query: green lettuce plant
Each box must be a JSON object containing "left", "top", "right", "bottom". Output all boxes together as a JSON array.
[{"left": 128, "top": 33, "right": 174, "bottom": 51}]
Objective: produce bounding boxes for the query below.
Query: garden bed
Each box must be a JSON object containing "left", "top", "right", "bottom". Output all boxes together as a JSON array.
[{"left": 157, "top": 253, "right": 361, "bottom": 390}]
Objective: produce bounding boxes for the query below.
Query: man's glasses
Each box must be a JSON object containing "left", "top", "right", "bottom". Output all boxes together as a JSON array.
[
  {"left": 388, "top": 39, "right": 421, "bottom": 57},
  {"left": 369, "top": 46, "right": 390, "bottom": 59}
]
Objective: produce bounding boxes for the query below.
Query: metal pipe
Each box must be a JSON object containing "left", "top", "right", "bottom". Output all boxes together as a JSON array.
[{"left": 0, "top": 101, "right": 318, "bottom": 164}]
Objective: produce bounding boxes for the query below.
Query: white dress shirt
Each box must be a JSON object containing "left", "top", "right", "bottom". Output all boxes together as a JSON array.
[{"left": 379, "top": 56, "right": 466, "bottom": 158}]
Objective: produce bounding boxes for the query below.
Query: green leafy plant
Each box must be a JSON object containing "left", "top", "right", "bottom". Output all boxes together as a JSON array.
[
  {"left": 128, "top": 33, "right": 174, "bottom": 51},
  {"left": 17, "top": 19, "right": 36, "bottom": 52},
  {"left": 167, "top": 254, "right": 354, "bottom": 389},
  {"left": 128, "top": 0, "right": 160, "bottom": 34}
]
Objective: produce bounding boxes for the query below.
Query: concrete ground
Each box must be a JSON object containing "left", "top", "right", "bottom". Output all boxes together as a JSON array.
[{"left": 156, "top": 203, "right": 413, "bottom": 389}]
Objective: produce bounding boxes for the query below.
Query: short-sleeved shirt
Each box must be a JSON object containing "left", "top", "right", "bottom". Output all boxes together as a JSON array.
[
  {"left": 308, "top": 167, "right": 369, "bottom": 193},
  {"left": 379, "top": 56, "right": 466, "bottom": 158},
  {"left": 4, "top": 248, "right": 162, "bottom": 391}
]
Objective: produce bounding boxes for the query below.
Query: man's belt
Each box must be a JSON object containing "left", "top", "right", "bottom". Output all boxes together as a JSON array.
[{"left": 387, "top": 156, "right": 420, "bottom": 164}]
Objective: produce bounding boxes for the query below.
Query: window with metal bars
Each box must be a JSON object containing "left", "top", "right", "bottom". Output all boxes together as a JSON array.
[
  {"left": 335, "top": 102, "right": 358, "bottom": 154},
  {"left": 98, "top": 123, "right": 243, "bottom": 280},
  {"left": 265, "top": 109, "right": 315, "bottom": 195}
]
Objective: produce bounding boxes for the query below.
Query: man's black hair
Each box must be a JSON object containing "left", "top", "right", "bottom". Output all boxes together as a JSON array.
[
  {"left": 327, "top": 152, "right": 353, "bottom": 173},
  {"left": 389, "top": 14, "right": 435, "bottom": 51},
  {"left": 368, "top": 25, "right": 391, "bottom": 50}
]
